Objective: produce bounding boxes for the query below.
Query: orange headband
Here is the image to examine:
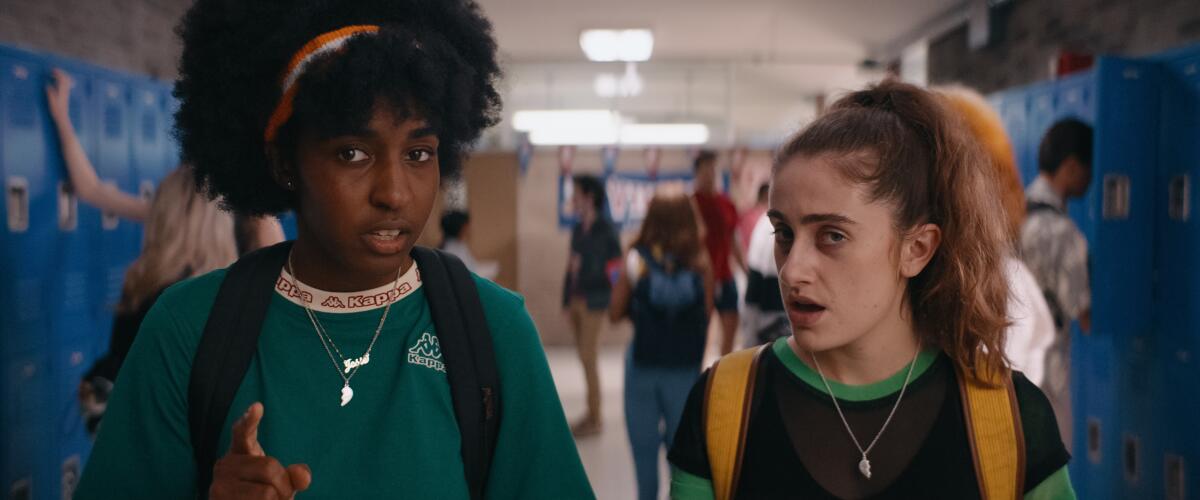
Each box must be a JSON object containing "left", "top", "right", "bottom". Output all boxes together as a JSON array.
[{"left": 264, "top": 25, "right": 381, "bottom": 143}]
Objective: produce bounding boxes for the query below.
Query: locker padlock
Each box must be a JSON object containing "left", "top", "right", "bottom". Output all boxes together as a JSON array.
[
  {"left": 1103, "top": 174, "right": 1131, "bottom": 220},
  {"left": 1123, "top": 434, "right": 1141, "bottom": 484},
  {"left": 6, "top": 176, "right": 29, "bottom": 233},
  {"left": 58, "top": 181, "right": 78, "bottom": 231},
  {"left": 1088, "top": 418, "right": 1103, "bottom": 464},
  {"left": 1165, "top": 454, "right": 1186, "bottom": 500},
  {"left": 1169, "top": 174, "right": 1190, "bottom": 221}
]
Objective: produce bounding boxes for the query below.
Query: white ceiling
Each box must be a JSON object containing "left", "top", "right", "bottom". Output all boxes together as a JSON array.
[{"left": 473, "top": 0, "right": 969, "bottom": 148}]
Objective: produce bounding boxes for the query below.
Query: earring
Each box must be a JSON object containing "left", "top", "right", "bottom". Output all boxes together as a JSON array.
[{"left": 284, "top": 180, "right": 294, "bottom": 190}]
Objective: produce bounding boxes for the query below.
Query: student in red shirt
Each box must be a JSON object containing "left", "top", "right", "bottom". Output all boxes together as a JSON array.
[{"left": 692, "top": 151, "right": 748, "bottom": 355}]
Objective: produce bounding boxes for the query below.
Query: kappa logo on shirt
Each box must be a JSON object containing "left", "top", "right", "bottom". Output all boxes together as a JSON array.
[{"left": 407, "top": 332, "right": 445, "bottom": 373}]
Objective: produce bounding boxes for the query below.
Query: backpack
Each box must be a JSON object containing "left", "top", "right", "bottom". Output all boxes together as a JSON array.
[
  {"left": 639, "top": 247, "right": 703, "bottom": 313},
  {"left": 187, "top": 241, "right": 499, "bottom": 499},
  {"left": 704, "top": 346, "right": 1026, "bottom": 500},
  {"left": 629, "top": 247, "right": 708, "bottom": 367}
]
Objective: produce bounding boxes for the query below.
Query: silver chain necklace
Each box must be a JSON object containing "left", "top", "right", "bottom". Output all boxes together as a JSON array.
[
  {"left": 288, "top": 252, "right": 402, "bottom": 407},
  {"left": 809, "top": 343, "right": 921, "bottom": 480}
]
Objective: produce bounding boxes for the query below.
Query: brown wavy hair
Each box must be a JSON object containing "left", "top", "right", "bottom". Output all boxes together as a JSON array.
[
  {"left": 631, "top": 188, "right": 705, "bottom": 270},
  {"left": 773, "top": 79, "right": 1011, "bottom": 380}
]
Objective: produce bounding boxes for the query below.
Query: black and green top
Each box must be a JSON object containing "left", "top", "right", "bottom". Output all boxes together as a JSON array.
[
  {"left": 76, "top": 264, "right": 594, "bottom": 499},
  {"left": 668, "top": 338, "right": 1074, "bottom": 499}
]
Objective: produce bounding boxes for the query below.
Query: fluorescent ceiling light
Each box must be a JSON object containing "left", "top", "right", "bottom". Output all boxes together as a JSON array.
[
  {"left": 619, "top": 124, "right": 709, "bottom": 146},
  {"left": 594, "top": 62, "right": 644, "bottom": 98},
  {"left": 512, "top": 110, "right": 620, "bottom": 132},
  {"left": 580, "top": 29, "right": 654, "bottom": 62},
  {"left": 514, "top": 108, "right": 708, "bottom": 146}
]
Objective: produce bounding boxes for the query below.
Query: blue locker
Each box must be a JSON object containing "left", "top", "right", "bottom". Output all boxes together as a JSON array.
[
  {"left": 1022, "top": 81, "right": 1058, "bottom": 185},
  {"left": 50, "top": 339, "right": 92, "bottom": 500},
  {"left": 995, "top": 90, "right": 1032, "bottom": 185},
  {"left": 44, "top": 65, "right": 102, "bottom": 344},
  {"left": 279, "top": 211, "right": 299, "bottom": 240},
  {"left": 0, "top": 53, "right": 54, "bottom": 357},
  {"left": 131, "top": 80, "right": 167, "bottom": 196},
  {"left": 89, "top": 73, "right": 137, "bottom": 358},
  {"left": 163, "top": 88, "right": 181, "bottom": 174},
  {"left": 1089, "top": 57, "right": 1162, "bottom": 500},
  {"left": 2, "top": 354, "right": 51, "bottom": 500},
  {"left": 1154, "top": 45, "right": 1200, "bottom": 500}
]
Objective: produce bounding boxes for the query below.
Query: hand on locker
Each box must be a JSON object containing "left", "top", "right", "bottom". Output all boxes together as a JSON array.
[{"left": 45, "top": 68, "right": 74, "bottom": 122}]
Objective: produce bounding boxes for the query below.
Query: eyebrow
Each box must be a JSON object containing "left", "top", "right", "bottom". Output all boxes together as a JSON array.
[
  {"left": 409, "top": 126, "right": 437, "bottom": 140},
  {"left": 767, "top": 209, "right": 856, "bottom": 225}
]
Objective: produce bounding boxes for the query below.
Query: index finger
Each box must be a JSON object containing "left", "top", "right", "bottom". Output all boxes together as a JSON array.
[{"left": 228, "top": 402, "right": 265, "bottom": 456}]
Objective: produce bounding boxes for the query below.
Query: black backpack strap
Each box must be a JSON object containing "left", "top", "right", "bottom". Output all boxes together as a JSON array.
[
  {"left": 1026, "top": 200, "right": 1063, "bottom": 216},
  {"left": 410, "top": 246, "right": 500, "bottom": 500},
  {"left": 189, "top": 241, "right": 293, "bottom": 497}
]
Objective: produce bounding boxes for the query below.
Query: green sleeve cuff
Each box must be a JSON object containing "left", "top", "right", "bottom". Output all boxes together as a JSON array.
[
  {"left": 671, "top": 466, "right": 715, "bottom": 500},
  {"left": 1024, "top": 466, "right": 1076, "bottom": 500}
]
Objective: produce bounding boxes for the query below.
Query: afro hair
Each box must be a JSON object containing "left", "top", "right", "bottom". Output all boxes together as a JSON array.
[{"left": 174, "top": 0, "right": 503, "bottom": 216}]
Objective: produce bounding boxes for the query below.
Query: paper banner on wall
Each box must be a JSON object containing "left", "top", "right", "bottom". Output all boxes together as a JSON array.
[
  {"left": 558, "top": 171, "right": 694, "bottom": 230},
  {"left": 643, "top": 147, "right": 662, "bottom": 179},
  {"left": 601, "top": 145, "right": 619, "bottom": 175},
  {"left": 517, "top": 138, "right": 534, "bottom": 177},
  {"left": 558, "top": 145, "right": 576, "bottom": 174}
]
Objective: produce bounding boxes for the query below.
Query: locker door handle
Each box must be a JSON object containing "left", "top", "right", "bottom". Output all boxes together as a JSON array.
[
  {"left": 58, "top": 181, "right": 78, "bottom": 231},
  {"left": 1169, "top": 174, "right": 1190, "bottom": 221},
  {"left": 1103, "top": 174, "right": 1131, "bottom": 220},
  {"left": 6, "top": 176, "right": 29, "bottom": 233},
  {"left": 1165, "top": 453, "right": 1187, "bottom": 500}
]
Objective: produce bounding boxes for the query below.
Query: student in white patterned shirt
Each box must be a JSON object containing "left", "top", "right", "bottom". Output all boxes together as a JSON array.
[{"left": 1020, "top": 118, "right": 1094, "bottom": 450}]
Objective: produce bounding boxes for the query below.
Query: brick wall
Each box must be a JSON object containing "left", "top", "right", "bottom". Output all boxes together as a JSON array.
[
  {"left": 0, "top": 0, "right": 192, "bottom": 80},
  {"left": 928, "top": 0, "right": 1200, "bottom": 93}
]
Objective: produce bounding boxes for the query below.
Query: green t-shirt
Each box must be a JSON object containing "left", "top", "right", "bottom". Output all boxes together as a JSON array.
[{"left": 76, "top": 264, "right": 594, "bottom": 499}]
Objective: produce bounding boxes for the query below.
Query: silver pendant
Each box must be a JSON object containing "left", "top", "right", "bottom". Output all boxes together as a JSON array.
[
  {"left": 343, "top": 353, "right": 370, "bottom": 374},
  {"left": 859, "top": 456, "right": 872, "bottom": 479},
  {"left": 340, "top": 382, "right": 354, "bottom": 407}
]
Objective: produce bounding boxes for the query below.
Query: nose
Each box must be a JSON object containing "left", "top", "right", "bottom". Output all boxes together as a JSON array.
[
  {"left": 369, "top": 154, "right": 413, "bottom": 212},
  {"left": 777, "top": 238, "right": 817, "bottom": 294}
]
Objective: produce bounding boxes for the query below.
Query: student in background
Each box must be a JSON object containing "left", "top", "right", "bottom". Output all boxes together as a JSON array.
[
  {"left": 1020, "top": 118, "right": 1094, "bottom": 449},
  {"left": 737, "top": 184, "right": 769, "bottom": 255},
  {"left": 938, "top": 86, "right": 1056, "bottom": 388},
  {"left": 740, "top": 211, "right": 790, "bottom": 347},
  {"left": 693, "top": 151, "right": 748, "bottom": 356},
  {"left": 440, "top": 210, "right": 498, "bottom": 280},
  {"left": 78, "top": 167, "right": 238, "bottom": 436},
  {"left": 610, "top": 189, "right": 713, "bottom": 500},
  {"left": 563, "top": 174, "right": 622, "bottom": 437},
  {"left": 46, "top": 68, "right": 284, "bottom": 254}
]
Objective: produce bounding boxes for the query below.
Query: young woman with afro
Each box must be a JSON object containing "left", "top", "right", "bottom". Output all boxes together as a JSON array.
[{"left": 75, "top": 1, "right": 594, "bottom": 498}]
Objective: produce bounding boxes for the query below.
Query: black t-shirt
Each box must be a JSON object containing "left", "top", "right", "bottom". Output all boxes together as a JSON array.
[{"left": 667, "top": 345, "right": 1070, "bottom": 499}]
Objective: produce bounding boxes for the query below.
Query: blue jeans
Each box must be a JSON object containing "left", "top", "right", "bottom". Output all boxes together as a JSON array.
[{"left": 623, "top": 353, "right": 699, "bottom": 500}]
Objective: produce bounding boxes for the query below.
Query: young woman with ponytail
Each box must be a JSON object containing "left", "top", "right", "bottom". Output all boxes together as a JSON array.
[{"left": 667, "top": 80, "right": 1073, "bottom": 499}]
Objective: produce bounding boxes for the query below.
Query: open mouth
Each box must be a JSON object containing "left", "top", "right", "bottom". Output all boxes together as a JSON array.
[
  {"left": 791, "top": 301, "right": 826, "bottom": 313},
  {"left": 368, "top": 229, "right": 404, "bottom": 240},
  {"left": 786, "top": 296, "right": 827, "bottom": 326}
]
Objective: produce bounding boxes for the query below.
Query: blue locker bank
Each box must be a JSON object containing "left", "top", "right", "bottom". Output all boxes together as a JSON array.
[{"left": 0, "top": 44, "right": 176, "bottom": 500}]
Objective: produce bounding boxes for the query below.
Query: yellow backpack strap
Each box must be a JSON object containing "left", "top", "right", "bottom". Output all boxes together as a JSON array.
[
  {"left": 703, "top": 345, "right": 768, "bottom": 500},
  {"left": 957, "top": 362, "right": 1027, "bottom": 500}
]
